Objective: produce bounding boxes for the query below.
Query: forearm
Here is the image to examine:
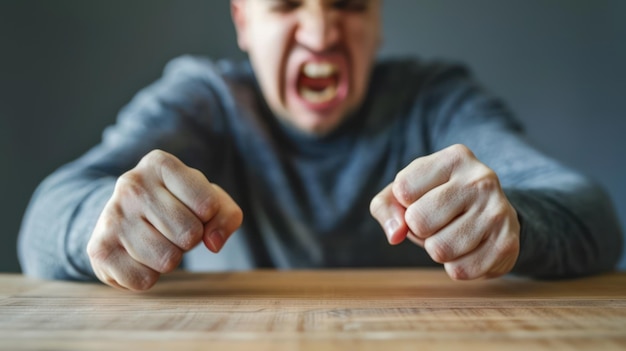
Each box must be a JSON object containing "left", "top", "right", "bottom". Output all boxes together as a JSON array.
[
  {"left": 409, "top": 63, "right": 623, "bottom": 278},
  {"left": 507, "top": 180, "right": 623, "bottom": 278},
  {"left": 18, "top": 164, "right": 115, "bottom": 281}
]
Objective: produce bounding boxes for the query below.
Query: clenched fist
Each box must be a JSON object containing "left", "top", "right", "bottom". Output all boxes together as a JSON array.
[
  {"left": 87, "top": 150, "right": 243, "bottom": 291},
  {"left": 370, "top": 144, "right": 520, "bottom": 280}
]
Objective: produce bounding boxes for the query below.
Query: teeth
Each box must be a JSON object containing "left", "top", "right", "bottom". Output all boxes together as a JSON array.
[
  {"left": 302, "top": 62, "right": 337, "bottom": 78},
  {"left": 300, "top": 85, "right": 338, "bottom": 104}
]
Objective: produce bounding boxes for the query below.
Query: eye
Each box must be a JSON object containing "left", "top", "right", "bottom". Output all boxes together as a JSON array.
[
  {"left": 332, "top": 0, "right": 368, "bottom": 12},
  {"left": 270, "top": 0, "right": 302, "bottom": 12}
]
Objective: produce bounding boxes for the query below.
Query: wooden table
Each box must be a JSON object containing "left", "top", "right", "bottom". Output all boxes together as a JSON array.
[{"left": 1, "top": 269, "right": 625, "bottom": 350}]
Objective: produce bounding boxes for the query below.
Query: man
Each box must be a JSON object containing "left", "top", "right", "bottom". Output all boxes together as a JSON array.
[{"left": 18, "top": 0, "right": 623, "bottom": 291}]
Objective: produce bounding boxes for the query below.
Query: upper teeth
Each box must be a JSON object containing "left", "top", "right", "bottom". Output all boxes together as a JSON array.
[{"left": 302, "top": 62, "right": 337, "bottom": 78}]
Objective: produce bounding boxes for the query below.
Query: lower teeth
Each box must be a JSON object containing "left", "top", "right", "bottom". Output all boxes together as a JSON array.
[{"left": 300, "top": 85, "right": 338, "bottom": 104}]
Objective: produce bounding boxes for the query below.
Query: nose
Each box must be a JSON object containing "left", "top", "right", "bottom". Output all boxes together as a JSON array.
[{"left": 295, "top": 7, "right": 340, "bottom": 53}]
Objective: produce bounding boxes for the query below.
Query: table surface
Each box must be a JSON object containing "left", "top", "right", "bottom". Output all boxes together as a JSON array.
[{"left": 1, "top": 269, "right": 625, "bottom": 351}]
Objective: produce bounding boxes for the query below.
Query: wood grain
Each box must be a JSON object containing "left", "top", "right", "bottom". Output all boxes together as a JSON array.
[{"left": 1, "top": 269, "right": 625, "bottom": 350}]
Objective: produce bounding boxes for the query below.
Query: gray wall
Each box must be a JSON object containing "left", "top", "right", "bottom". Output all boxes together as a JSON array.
[{"left": 1, "top": 0, "right": 624, "bottom": 273}]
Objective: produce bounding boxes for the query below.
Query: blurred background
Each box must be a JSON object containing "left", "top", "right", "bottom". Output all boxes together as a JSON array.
[{"left": 1, "top": 0, "right": 624, "bottom": 273}]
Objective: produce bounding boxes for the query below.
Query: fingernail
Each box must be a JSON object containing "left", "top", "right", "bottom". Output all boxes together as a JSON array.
[
  {"left": 207, "top": 230, "right": 224, "bottom": 252},
  {"left": 384, "top": 218, "right": 399, "bottom": 241}
]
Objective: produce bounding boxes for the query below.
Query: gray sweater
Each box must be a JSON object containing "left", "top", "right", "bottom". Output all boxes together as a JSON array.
[{"left": 18, "top": 56, "right": 623, "bottom": 280}]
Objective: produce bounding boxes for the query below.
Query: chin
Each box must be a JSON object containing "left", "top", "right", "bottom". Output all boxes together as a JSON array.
[
  {"left": 279, "top": 99, "right": 353, "bottom": 136},
  {"left": 297, "top": 113, "right": 345, "bottom": 136}
]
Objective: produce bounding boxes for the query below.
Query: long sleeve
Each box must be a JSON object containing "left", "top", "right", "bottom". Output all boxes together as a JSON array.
[
  {"left": 18, "top": 56, "right": 232, "bottom": 280},
  {"left": 424, "top": 65, "right": 623, "bottom": 278}
]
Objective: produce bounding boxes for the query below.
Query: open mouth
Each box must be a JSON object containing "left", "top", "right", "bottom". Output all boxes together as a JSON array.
[{"left": 297, "top": 61, "right": 341, "bottom": 105}]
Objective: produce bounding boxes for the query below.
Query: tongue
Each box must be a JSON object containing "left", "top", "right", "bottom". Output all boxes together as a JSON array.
[{"left": 299, "top": 75, "right": 337, "bottom": 91}]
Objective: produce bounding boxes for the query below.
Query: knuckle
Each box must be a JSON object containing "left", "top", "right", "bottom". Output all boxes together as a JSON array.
[
  {"left": 188, "top": 167, "right": 205, "bottom": 180},
  {"left": 448, "top": 144, "right": 473, "bottom": 158},
  {"left": 142, "top": 150, "right": 179, "bottom": 175},
  {"left": 116, "top": 172, "right": 146, "bottom": 199},
  {"left": 495, "top": 236, "right": 519, "bottom": 258},
  {"left": 391, "top": 179, "right": 412, "bottom": 205},
  {"left": 487, "top": 203, "right": 508, "bottom": 224},
  {"left": 195, "top": 195, "right": 220, "bottom": 221},
  {"left": 480, "top": 191, "right": 512, "bottom": 223},
  {"left": 471, "top": 168, "right": 500, "bottom": 193},
  {"left": 425, "top": 237, "right": 452, "bottom": 263},
  {"left": 94, "top": 208, "right": 122, "bottom": 236},
  {"left": 94, "top": 270, "right": 125, "bottom": 290},
  {"left": 446, "top": 263, "right": 469, "bottom": 281},
  {"left": 369, "top": 194, "right": 386, "bottom": 217},
  {"left": 445, "top": 144, "right": 474, "bottom": 170},
  {"left": 88, "top": 212, "right": 125, "bottom": 267},
  {"left": 133, "top": 271, "right": 159, "bottom": 291},
  {"left": 157, "top": 247, "right": 183, "bottom": 273},
  {"left": 143, "top": 149, "right": 169, "bottom": 166},
  {"left": 404, "top": 206, "right": 430, "bottom": 237},
  {"left": 178, "top": 220, "right": 204, "bottom": 250},
  {"left": 86, "top": 239, "right": 112, "bottom": 264}
]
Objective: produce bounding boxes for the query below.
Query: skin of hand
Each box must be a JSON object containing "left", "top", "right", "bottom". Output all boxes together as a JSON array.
[
  {"left": 370, "top": 144, "right": 521, "bottom": 280},
  {"left": 86, "top": 150, "right": 243, "bottom": 291}
]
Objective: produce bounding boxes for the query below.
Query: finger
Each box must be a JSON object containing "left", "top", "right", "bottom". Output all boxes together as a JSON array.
[
  {"left": 443, "top": 231, "right": 519, "bottom": 281},
  {"left": 404, "top": 181, "right": 472, "bottom": 239},
  {"left": 88, "top": 236, "right": 160, "bottom": 291},
  {"left": 441, "top": 188, "right": 520, "bottom": 279},
  {"left": 392, "top": 144, "right": 473, "bottom": 208},
  {"left": 92, "top": 267, "right": 125, "bottom": 290},
  {"left": 202, "top": 184, "right": 244, "bottom": 253},
  {"left": 140, "top": 150, "right": 221, "bottom": 222},
  {"left": 422, "top": 211, "right": 485, "bottom": 263},
  {"left": 370, "top": 183, "right": 409, "bottom": 245},
  {"left": 117, "top": 219, "right": 183, "bottom": 274},
  {"left": 105, "top": 251, "right": 161, "bottom": 291},
  {"left": 142, "top": 185, "right": 205, "bottom": 251}
]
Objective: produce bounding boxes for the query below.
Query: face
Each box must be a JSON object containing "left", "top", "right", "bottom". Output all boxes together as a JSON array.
[{"left": 232, "top": 0, "right": 382, "bottom": 135}]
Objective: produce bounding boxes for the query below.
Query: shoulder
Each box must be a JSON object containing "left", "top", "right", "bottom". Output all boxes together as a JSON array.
[
  {"left": 362, "top": 57, "right": 475, "bottom": 126},
  {"left": 157, "top": 55, "right": 253, "bottom": 95},
  {"left": 371, "top": 56, "right": 509, "bottom": 117},
  {"left": 364, "top": 57, "right": 521, "bottom": 140},
  {"left": 364, "top": 56, "right": 476, "bottom": 120},
  {"left": 371, "top": 57, "right": 471, "bottom": 91},
  {"left": 111, "top": 56, "right": 257, "bottom": 138},
  {"left": 126, "top": 56, "right": 256, "bottom": 123}
]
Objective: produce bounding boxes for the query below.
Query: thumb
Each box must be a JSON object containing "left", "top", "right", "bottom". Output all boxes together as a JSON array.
[
  {"left": 202, "top": 184, "right": 243, "bottom": 253},
  {"left": 370, "top": 183, "right": 409, "bottom": 245}
]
